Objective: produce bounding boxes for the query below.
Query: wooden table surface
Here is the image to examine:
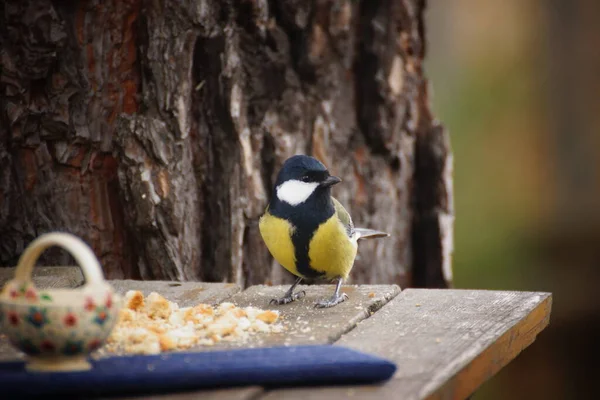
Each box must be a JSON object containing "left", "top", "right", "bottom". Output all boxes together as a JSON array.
[{"left": 0, "top": 267, "right": 552, "bottom": 400}]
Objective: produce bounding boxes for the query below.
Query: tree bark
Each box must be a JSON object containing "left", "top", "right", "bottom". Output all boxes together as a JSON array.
[{"left": 0, "top": 0, "right": 452, "bottom": 288}]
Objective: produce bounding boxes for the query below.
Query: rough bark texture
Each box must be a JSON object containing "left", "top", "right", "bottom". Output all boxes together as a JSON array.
[{"left": 0, "top": 0, "right": 452, "bottom": 288}]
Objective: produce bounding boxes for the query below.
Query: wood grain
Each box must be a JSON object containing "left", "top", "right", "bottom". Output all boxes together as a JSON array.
[
  {"left": 424, "top": 291, "right": 552, "bottom": 399},
  {"left": 205, "top": 284, "right": 401, "bottom": 351},
  {"left": 0, "top": 266, "right": 84, "bottom": 288},
  {"left": 261, "top": 289, "right": 551, "bottom": 400},
  {"left": 109, "top": 280, "right": 241, "bottom": 307},
  {"left": 341, "top": 289, "right": 551, "bottom": 400},
  {"left": 107, "top": 386, "right": 263, "bottom": 400}
]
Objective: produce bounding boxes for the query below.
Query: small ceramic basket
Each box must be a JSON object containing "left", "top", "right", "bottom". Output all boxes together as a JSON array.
[{"left": 0, "top": 232, "right": 121, "bottom": 372}]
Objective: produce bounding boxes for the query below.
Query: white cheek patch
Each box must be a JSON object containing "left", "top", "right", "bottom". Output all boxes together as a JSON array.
[{"left": 276, "top": 180, "right": 319, "bottom": 206}]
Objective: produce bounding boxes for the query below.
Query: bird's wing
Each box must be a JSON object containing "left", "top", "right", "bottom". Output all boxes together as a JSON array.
[
  {"left": 332, "top": 197, "right": 355, "bottom": 238},
  {"left": 332, "top": 197, "right": 390, "bottom": 241},
  {"left": 354, "top": 228, "right": 390, "bottom": 240}
]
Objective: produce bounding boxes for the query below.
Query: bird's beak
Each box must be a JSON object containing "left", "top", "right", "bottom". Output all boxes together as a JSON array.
[{"left": 321, "top": 175, "right": 342, "bottom": 187}]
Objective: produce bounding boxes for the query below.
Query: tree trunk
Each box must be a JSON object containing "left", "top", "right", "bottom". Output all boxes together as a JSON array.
[{"left": 0, "top": 0, "right": 452, "bottom": 288}]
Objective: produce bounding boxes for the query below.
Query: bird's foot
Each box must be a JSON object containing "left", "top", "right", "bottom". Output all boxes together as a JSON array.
[
  {"left": 314, "top": 292, "right": 349, "bottom": 308},
  {"left": 269, "top": 290, "right": 306, "bottom": 306}
]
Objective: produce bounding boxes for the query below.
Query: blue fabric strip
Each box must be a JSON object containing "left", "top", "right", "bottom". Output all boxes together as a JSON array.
[{"left": 0, "top": 345, "right": 396, "bottom": 398}]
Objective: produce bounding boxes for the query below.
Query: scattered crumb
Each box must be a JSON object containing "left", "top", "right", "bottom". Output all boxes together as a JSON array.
[
  {"left": 368, "top": 292, "right": 376, "bottom": 298},
  {"left": 105, "top": 290, "right": 283, "bottom": 355},
  {"left": 415, "top": 303, "right": 421, "bottom": 307},
  {"left": 125, "top": 290, "right": 145, "bottom": 311},
  {"left": 256, "top": 310, "right": 279, "bottom": 324},
  {"left": 146, "top": 292, "right": 173, "bottom": 319},
  {"left": 435, "top": 338, "right": 441, "bottom": 343},
  {"left": 395, "top": 321, "right": 400, "bottom": 325}
]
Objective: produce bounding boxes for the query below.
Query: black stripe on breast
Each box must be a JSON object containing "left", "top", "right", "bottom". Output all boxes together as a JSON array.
[
  {"left": 269, "top": 193, "right": 334, "bottom": 279},
  {"left": 291, "top": 219, "right": 326, "bottom": 279}
]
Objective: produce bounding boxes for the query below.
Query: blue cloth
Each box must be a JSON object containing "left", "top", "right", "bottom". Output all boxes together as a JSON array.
[{"left": 0, "top": 345, "right": 396, "bottom": 398}]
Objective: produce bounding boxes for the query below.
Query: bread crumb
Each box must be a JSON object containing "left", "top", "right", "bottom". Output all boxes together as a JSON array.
[
  {"left": 146, "top": 292, "right": 172, "bottom": 319},
  {"left": 106, "top": 292, "right": 283, "bottom": 355},
  {"left": 118, "top": 308, "right": 136, "bottom": 323},
  {"left": 368, "top": 292, "right": 375, "bottom": 298},
  {"left": 256, "top": 310, "right": 279, "bottom": 324},
  {"left": 158, "top": 333, "right": 177, "bottom": 351},
  {"left": 193, "top": 304, "right": 214, "bottom": 316},
  {"left": 125, "top": 290, "right": 145, "bottom": 311}
]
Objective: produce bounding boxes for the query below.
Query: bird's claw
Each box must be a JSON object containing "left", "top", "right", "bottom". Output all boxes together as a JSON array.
[
  {"left": 269, "top": 290, "right": 306, "bottom": 306},
  {"left": 314, "top": 292, "right": 348, "bottom": 308}
]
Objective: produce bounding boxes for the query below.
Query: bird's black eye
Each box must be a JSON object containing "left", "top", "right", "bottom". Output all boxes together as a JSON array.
[{"left": 300, "top": 175, "right": 310, "bottom": 182}]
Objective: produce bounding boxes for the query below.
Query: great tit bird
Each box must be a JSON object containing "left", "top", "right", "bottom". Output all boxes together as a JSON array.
[{"left": 259, "top": 155, "right": 389, "bottom": 308}]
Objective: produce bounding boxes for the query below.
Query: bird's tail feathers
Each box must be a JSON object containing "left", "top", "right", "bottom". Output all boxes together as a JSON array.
[{"left": 354, "top": 228, "right": 390, "bottom": 240}]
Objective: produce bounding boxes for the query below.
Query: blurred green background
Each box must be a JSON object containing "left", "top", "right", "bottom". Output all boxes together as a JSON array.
[{"left": 426, "top": 0, "right": 600, "bottom": 398}]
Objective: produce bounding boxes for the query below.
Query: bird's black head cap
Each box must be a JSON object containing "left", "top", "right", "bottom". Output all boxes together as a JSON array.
[
  {"left": 269, "top": 153, "right": 341, "bottom": 212},
  {"left": 274, "top": 155, "right": 333, "bottom": 186}
]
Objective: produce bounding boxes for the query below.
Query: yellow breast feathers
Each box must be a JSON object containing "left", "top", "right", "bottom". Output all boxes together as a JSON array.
[
  {"left": 258, "top": 211, "right": 299, "bottom": 276},
  {"left": 259, "top": 199, "right": 358, "bottom": 280},
  {"left": 308, "top": 213, "right": 358, "bottom": 280}
]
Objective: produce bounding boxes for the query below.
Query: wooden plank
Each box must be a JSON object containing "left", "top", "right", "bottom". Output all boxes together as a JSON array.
[
  {"left": 105, "top": 386, "right": 263, "bottom": 400},
  {"left": 420, "top": 291, "right": 552, "bottom": 400},
  {"left": 0, "top": 335, "right": 24, "bottom": 362},
  {"left": 108, "top": 280, "right": 242, "bottom": 307},
  {"left": 260, "top": 381, "right": 425, "bottom": 400},
  {"left": 261, "top": 289, "right": 552, "bottom": 400},
  {"left": 205, "top": 284, "right": 401, "bottom": 351},
  {"left": 0, "top": 266, "right": 84, "bottom": 288}
]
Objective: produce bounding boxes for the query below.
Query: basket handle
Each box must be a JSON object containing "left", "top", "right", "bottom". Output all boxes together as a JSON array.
[{"left": 14, "top": 232, "right": 105, "bottom": 286}]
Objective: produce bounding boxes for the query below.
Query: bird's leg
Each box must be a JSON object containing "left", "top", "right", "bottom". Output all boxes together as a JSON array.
[
  {"left": 270, "top": 277, "right": 305, "bottom": 305},
  {"left": 315, "top": 278, "right": 348, "bottom": 308}
]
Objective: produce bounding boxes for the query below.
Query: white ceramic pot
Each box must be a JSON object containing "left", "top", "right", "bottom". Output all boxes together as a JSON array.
[{"left": 0, "top": 232, "right": 121, "bottom": 372}]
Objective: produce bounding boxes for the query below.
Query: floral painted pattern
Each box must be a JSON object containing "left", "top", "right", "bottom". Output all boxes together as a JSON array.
[
  {"left": 85, "top": 297, "right": 96, "bottom": 311},
  {"left": 8, "top": 311, "right": 20, "bottom": 326},
  {"left": 64, "top": 313, "right": 77, "bottom": 327},
  {"left": 62, "top": 340, "right": 83, "bottom": 355},
  {"left": 94, "top": 307, "right": 109, "bottom": 326},
  {"left": 40, "top": 293, "right": 53, "bottom": 302},
  {"left": 3, "top": 282, "right": 42, "bottom": 302},
  {"left": 19, "top": 283, "right": 27, "bottom": 294},
  {"left": 26, "top": 307, "right": 49, "bottom": 328},
  {"left": 40, "top": 340, "right": 56, "bottom": 352},
  {"left": 24, "top": 288, "right": 37, "bottom": 301},
  {"left": 1, "top": 281, "right": 119, "bottom": 360}
]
